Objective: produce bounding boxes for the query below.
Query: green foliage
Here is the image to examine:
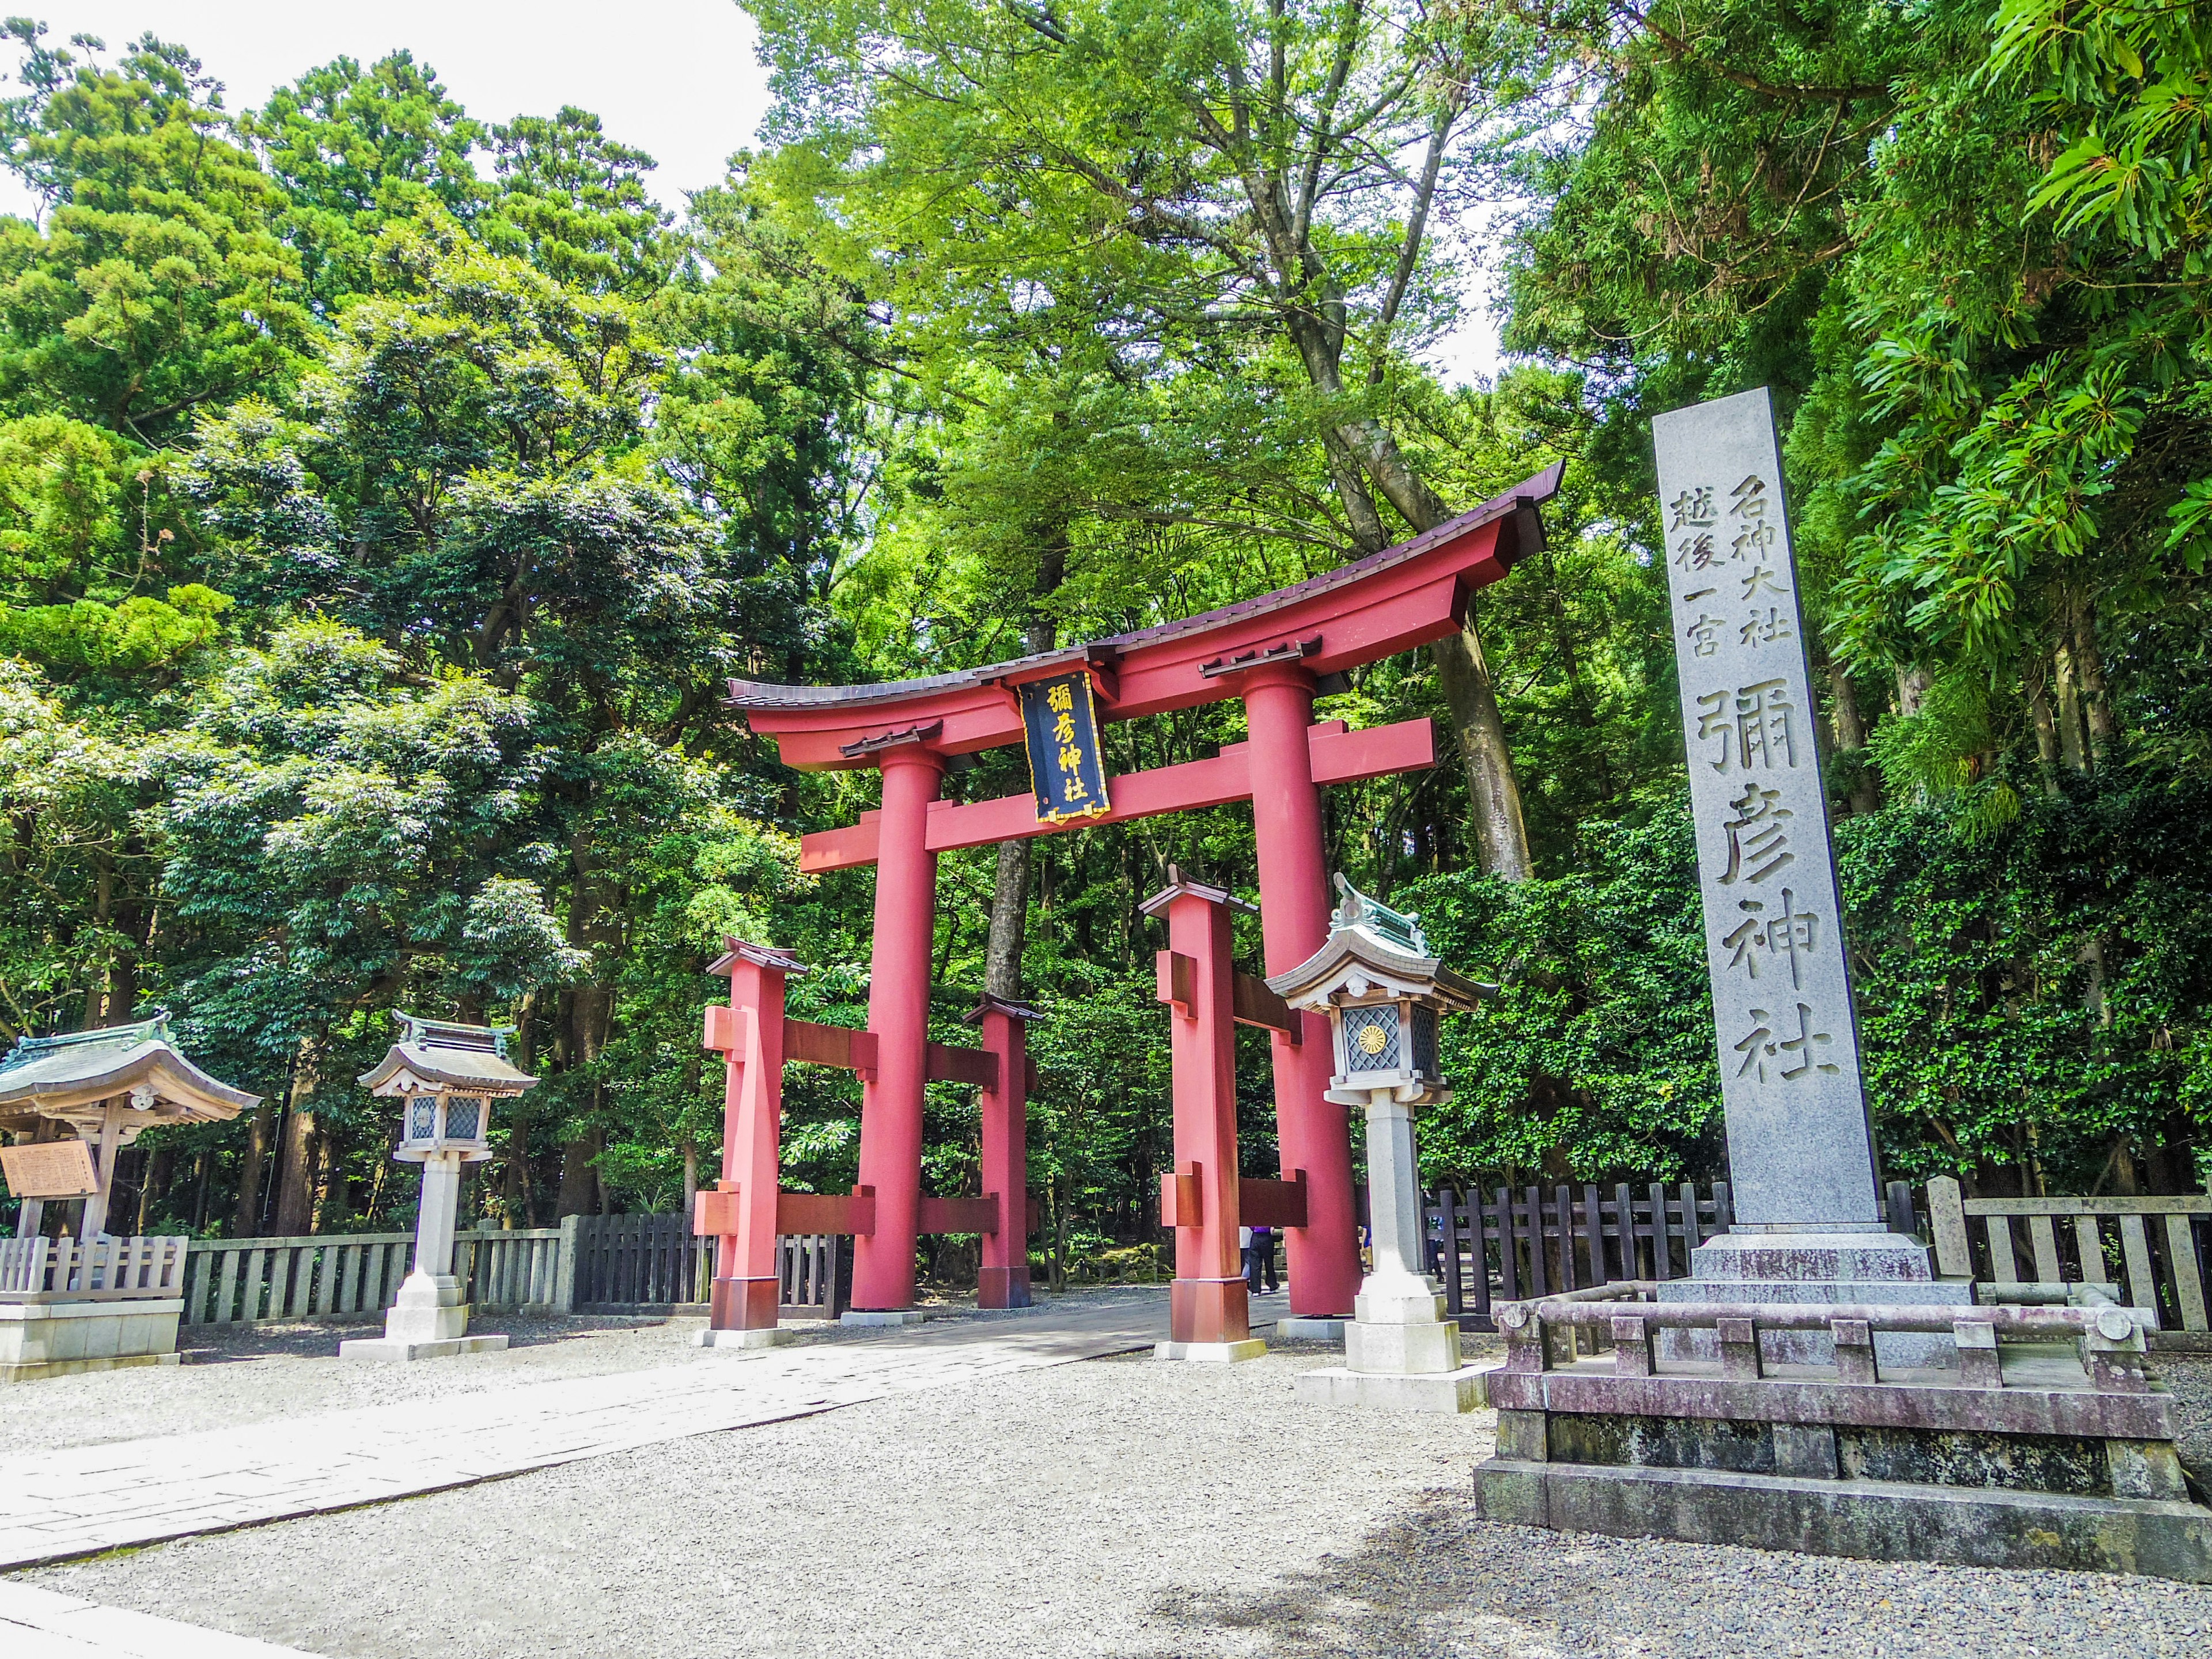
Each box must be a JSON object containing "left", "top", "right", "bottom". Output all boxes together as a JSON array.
[
  {"left": 7, "top": 3, "right": 2211, "bottom": 1252},
  {"left": 1404, "top": 797, "right": 1722, "bottom": 1183}
]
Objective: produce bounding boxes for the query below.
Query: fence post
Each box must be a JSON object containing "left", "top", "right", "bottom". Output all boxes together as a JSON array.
[
  {"left": 553, "top": 1213, "right": 581, "bottom": 1313},
  {"left": 1884, "top": 1180, "right": 1918, "bottom": 1240},
  {"left": 1925, "top": 1176, "right": 1971, "bottom": 1278}
]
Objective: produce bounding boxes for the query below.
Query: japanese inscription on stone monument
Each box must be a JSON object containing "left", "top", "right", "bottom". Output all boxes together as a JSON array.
[{"left": 1653, "top": 387, "right": 1881, "bottom": 1229}]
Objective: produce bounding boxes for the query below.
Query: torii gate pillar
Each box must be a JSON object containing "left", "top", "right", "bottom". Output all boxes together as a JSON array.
[
  {"left": 851, "top": 736, "right": 945, "bottom": 1312},
  {"left": 697, "top": 941, "right": 803, "bottom": 1347},
  {"left": 1149, "top": 876, "right": 1263, "bottom": 1361},
  {"left": 1241, "top": 662, "right": 1363, "bottom": 1317}
]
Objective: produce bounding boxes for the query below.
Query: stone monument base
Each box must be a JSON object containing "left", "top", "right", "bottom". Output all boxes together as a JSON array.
[
  {"left": 1473, "top": 1290, "right": 2212, "bottom": 1582},
  {"left": 0, "top": 1298, "right": 183, "bottom": 1383},
  {"left": 1154, "top": 1338, "right": 1267, "bottom": 1362},
  {"left": 693, "top": 1326, "right": 796, "bottom": 1349},
  {"left": 1294, "top": 1277, "right": 1490, "bottom": 1412},
  {"left": 1656, "top": 1233, "right": 1972, "bottom": 1366},
  {"left": 1295, "top": 1362, "right": 1497, "bottom": 1412},
  {"left": 1478, "top": 1459, "right": 2212, "bottom": 1580}
]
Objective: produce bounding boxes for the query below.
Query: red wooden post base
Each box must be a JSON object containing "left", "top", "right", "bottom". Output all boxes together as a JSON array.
[
  {"left": 972, "top": 996, "right": 1037, "bottom": 1310},
  {"left": 1170, "top": 1276, "right": 1252, "bottom": 1346}
]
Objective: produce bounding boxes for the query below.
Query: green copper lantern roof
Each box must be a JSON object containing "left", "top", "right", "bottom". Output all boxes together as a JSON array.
[{"left": 1330, "top": 873, "right": 1426, "bottom": 956}]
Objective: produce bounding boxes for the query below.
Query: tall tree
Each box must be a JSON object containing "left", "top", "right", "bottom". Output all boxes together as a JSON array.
[{"left": 747, "top": 0, "right": 1554, "bottom": 874}]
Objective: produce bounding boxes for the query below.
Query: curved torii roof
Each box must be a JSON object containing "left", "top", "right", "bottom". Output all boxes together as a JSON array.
[
  {"left": 0, "top": 1013, "right": 259, "bottom": 1141},
  {"left": 729, "top": 464, "right": 1563, "bottom": 770}
]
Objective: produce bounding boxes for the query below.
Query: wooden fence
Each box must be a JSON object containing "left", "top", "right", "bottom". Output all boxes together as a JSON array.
[
  {"left": 571, "top": 1213, "right": 706, "bottom": 1312},
  {"left": 1422, "top": 1181, "right": 1737, "bottom": 1330},
  {"left": 180, "top": 1229, "right": 563, "bottom": 1327},
  {"left": 1926, "top": 1177, "right": 2209, "bottom": 1342},
  {"left": 0, "top": 1234, "right": 188, "bottom": 1301},
  {"left": 568, "top": 1213, "right": 844, "bottom": 1318}
]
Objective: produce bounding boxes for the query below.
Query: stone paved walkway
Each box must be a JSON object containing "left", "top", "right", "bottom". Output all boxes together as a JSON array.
[
  {"left": 0, "top": 1579, "right": 312, "bottom": 1656},
  {"left": 0, "top": 1292, "right": 1285, "bottom": 1571}
]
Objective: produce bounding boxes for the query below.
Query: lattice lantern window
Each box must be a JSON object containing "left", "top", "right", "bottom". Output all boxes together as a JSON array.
[{"left": 394, "top": 1087, "right": 494, "bottom": 1162}]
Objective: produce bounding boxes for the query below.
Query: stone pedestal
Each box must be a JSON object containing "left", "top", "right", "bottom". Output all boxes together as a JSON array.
[
  {"left": 1293, "top": 1094, "right": 1491, "bottom": 1411},
  {"left": 1657, "top": 1232, "right": 1974, "bottom": 1366},
  {"left": 0, "top": 1299, "right": 183, "bottom": 1382},
  {"left": 841, "top": 1308, "right": 929, "bottom": 1328},
  {"left": 340, "top": 1270, "right": 508, "bottom": 1362},
  {"left": 694, "top": 1325, "right": 794, "bottom": 1349},
  {"left": 340, "top": 1153, "right": 506, "bottom": 1363}
]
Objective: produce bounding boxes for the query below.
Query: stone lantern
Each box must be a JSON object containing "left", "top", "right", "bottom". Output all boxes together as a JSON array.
[
  {"left": 340, "top": 1015, "right": 536, "bottom": 1363},
  {"left": 1270, "top": 876, "right": 1495, "bottom": 1411}
]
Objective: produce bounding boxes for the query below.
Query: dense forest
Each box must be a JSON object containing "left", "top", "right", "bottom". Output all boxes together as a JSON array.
[{"left": 1, "top": 0, "right": 2206, "bottom": 1276}]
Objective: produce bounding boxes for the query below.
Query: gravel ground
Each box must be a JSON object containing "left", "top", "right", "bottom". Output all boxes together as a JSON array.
[
  {"left": 18, "top": 1339, "right": 2212, "bottom": 1659},
  {"left": 0, "top": 1287, "right": 1168, "bottom": 1458}
]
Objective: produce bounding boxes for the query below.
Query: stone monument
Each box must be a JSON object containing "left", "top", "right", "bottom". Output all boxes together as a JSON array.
[
  {"left": 1274, "top": 878, "right": 1497, "bottom": 1412},
  {"left": 341, "top": 1016, "right": 537, "bottom": 1363},
  {"left": 1471, "top": 389, "right": 2212, "bottom": 1582},
  {"left": 1647, "top": 387, "right": 1967, "bottom": 1360}
]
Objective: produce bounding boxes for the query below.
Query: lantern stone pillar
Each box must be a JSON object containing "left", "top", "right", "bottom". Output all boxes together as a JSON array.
[
  {"left": 342, "top": 1016, "right": 536, "bottom": 1363},
  {"left": 851, "top": 736, "right": 944, "bottom": 1317},
  {"left": 1271, "top": 878, "right": 1497, "bottom": 1411},
  {"left": 1145, "top": 872, "right": 1263, "bottom": 1362},
  {"left": 1239, "top": 661, "right": 1362, "bottom": 1321}
]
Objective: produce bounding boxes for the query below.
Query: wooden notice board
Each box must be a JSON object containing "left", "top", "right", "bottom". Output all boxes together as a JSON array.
[{"left": 1, "top": 1139, "right": 99, "bottom": 1199}]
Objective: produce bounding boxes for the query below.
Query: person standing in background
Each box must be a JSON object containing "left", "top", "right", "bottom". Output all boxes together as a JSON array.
[{"left": 1245, "top": 1224, "right": 1278, "bottom": 1293}]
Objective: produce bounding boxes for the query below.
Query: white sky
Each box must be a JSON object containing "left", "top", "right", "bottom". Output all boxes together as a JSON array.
[{"left": 0, "top": 1, "right": 1501, "bottom": 378}]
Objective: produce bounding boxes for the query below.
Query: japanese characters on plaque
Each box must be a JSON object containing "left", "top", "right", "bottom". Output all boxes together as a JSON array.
[
  {"left": 1016, "top": 670, "right": 1113, "bottom": 826},
  {"left": 1651, "top": 388, "right": 1880, "bottom": 1227}
]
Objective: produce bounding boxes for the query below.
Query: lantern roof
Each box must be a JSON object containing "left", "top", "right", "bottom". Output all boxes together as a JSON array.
[
  {"left": 0, "top": 1011, "right": 259, "bottom": 1132},
  {"left": 359, "top": 1013, "right": 539, "bottom": 1097},
  {"left": 1266, "top": 880, "right": 1493, "bottom": 1013}
]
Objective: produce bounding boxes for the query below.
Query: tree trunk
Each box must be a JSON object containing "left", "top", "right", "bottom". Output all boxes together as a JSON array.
[
  {"left": 1895, "top": 665, "right": 1932, "bottom": 717},
  {"left": 1434, "top": 616, "right": 1533, "bottom": 881},
  {"left": 271, "top": 1044, "right": 321, "bottom": 1237},
  {"left": 504, "top": 990, "right": 539, "bottom": 1224},
  {"left": 2025, "top": 656, "right": 2062, "bottom": 796},
  {"left": 983, "top": 532, "right": 1066, "bottom": 1000},
  {"left": 134, "top": 1146, "right": 172, "bottom": 1234},
  {"left": 2054, "top": 647, "right": 2089, "bottom": 772},
  {"left": 313, "top": 1126, "right": 347, "bottom": 1232},
  {"left": 233, "top": 1098, "right": 274, "bottom": 1237},
  {"left": 985, "top": 842, "right": 1031, "bottom": 1001},
  {"left": 2070, "top": 589, "right": 2118, "bottom": 766},
  {"left": 1279, "top": 292, "right": 1535, "bottom": 878},
  {"left": 1828, "top": 661, "right": 1881, "bottom": 816},
  {"left": 556, "top": 1129, "right": 601, "bottom": 1219}
]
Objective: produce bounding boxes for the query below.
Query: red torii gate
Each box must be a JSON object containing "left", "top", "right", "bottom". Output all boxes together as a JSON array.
[{"left": 724, "top": 464, "right": 1562, "bottom": 1319}]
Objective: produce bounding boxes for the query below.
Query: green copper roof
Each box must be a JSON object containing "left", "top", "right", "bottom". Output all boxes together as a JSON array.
[{"left": 1330, "top": 874, "right": 1426, "bottom": 956}]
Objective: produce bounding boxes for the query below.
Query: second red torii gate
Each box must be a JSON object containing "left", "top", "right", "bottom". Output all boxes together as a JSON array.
[{"left": 728, "top": 464, "right": 1562, "bottom": 1316}]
